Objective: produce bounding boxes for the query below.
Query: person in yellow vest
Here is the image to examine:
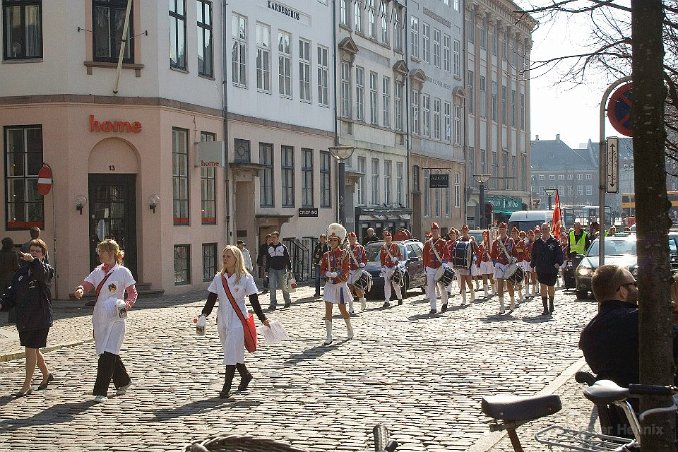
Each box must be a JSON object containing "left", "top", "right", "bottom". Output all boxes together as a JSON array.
[{"left": 567, "top": 221, "right": 591, "bottom": 259}]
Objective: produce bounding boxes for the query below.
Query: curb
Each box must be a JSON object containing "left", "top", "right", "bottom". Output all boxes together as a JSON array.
[
  {"left": 467, "top": 356, "right": 588, "bottom": 452},
  {"left": 0, "top": 338, "right": 94, "bottom": 363}
]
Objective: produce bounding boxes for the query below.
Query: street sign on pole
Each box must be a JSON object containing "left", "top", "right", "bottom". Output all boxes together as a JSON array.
[{"left": 606, "top": 136, "right": 619, "bottom": 193}]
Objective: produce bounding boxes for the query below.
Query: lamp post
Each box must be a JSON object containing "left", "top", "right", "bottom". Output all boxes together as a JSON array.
[
  {"left": 544, "top": 188, "right": 557, "bottom": 211},
  {"left": 473, "top": 174, "right": 491, "bottom": 229},
  {"left": 328, "top": 145, "right": 355, "bottom": 226}
]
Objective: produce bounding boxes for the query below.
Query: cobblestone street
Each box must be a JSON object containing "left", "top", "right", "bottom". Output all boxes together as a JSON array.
[{"left": 0, "top": 285, "right": 602, "bottom": 451}]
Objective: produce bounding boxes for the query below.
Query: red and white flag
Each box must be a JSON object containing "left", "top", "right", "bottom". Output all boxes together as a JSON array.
[{"left": 552, "top": 191, "right": 562, "bottom": 238}]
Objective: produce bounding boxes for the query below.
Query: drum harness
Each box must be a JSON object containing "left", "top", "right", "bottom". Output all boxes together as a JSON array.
[
  {"left": 429, "top": 238, "right": 444, "bottom": 268},
  {"left": 497, "top": 237, "right": 516, "bottom": 266},
  {"left": 382, "top": 243, "right": 403, "bottom": 284}
]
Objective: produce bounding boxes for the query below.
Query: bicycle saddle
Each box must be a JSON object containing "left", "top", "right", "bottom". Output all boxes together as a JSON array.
[
  {"left": 481, "top": 394, "right": 562, "bottom": 422},
  {"left": 583, "top": 379, "right": 630, "bottom": 404}
]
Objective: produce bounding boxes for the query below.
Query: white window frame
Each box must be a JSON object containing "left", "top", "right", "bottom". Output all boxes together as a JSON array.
[
  {"left": 354, "top": 0, "right": 362, "bottom": 33},
  {"left": 278, "top": 31, "right": 292, "bottom": 98},
  {"left": 380, "top": 0, "right": 388, "bottom": 44},
  {"left": 433, "top": 98, "right": 441, "bottom": 140},
  {"left": 411, "top": 89, "right": 420, "bottom": 134},
  {"left": 371, "top": 157, "right": 380, "bottom": 204},
  {"left": 397, "top": 162, "right": 404, "bottom": 206},
  {"left": 422, "top": 22, "right": 430, "bottom": 63},
  {"left": 479, "top": 75, "right": 486, "bottom": 118},
  {"left": 453, "top": 39, "right": 460, "bottom": 77},
  {"left": 444, "top": 101, "right": 451, "bottom": 142},
  {"left": 395, "top": 81, "right": 403, "bottom": 130},
  {"left": 384, "top": 160, "right": 392, "bottom": 205},
  {"left": 317, "top": 45, "right": 329, "bottom": 106},
  {"left": 422, "top": 93, "right": 430, "bottom": 137},
  {"left": 368, "top": 0, "right": 376, "bottom": 38},
  {"left": 432, "top": 28, "right": 441, "bottom": 68},
  {"left": 299, "top": 38, "right": 311, "bottom": 103},
  {"left": 341, "top": 62, "right": 351, "bottom": 117},
  {"left": 255, "top": 22, "right": 271, "bottom": 93},
  {"left": 357, "top": 156, "right": 366, "bottom": 204},
  {"left": 454, "top": 105, "right": 462, "bottom": 145},
  {"left": 340, "top": 0, "right": 349, "bottom": 26},
  {"left": 231, "top": 13, "right": 247, "bottom": 87},
  {"left": 443, "top": 34, "right": 451, "bottom": 72},
  {"left": 369, "top": 71, "right": 378, "bottom": 125},
  {"left": 410, "top": 16, "right": 419, "bottom": 59},
  {"left": 393, "top": 6, "right": 403, "bottom": 51},
  {"left": 382, "top": 76, "right": 391, "bottom": 128},
  {"left": 356, "top": 66, "right": 365, "bottom": 121}
]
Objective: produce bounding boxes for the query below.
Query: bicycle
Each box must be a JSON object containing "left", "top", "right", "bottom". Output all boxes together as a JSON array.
[{"left": 481, "top": 375, "right": 677, "bottom": 451}]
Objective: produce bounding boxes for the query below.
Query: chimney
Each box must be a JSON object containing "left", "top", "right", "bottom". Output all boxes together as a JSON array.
[{"left": 556, "top": 134, "right": 560, "bottom": 141}]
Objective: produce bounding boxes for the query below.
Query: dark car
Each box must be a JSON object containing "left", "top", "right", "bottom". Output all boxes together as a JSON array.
[
  {"left": 364, "top": 239, "right": 427, "bottom": 299},
  {"left": 575, "top": 234, "right": 638, "bottom": 299}
]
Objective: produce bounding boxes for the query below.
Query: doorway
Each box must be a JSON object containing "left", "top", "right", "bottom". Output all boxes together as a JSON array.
[{"left": 88, "top": 174, "right": 137, "bottom": 278}]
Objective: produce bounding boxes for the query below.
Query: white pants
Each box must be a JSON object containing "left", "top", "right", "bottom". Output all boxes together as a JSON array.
[
  {"left": 383, "top": 266, "right": 402, "bottom": 301},
  {"left": 426, "top": 266, "right": 448, "bottom": 310}
]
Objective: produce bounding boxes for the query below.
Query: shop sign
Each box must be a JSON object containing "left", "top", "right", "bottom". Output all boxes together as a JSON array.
[
  {"left": 268, "top": 1, "right": 300, "bottom": 20},
  {"left": 195, "top": 141, "right": 225, "bottom": 167},
  {"left": 89, "top": 115, "right": 142, "bottom": 133},
  {"left": 429, "top": 173, "right": 449, "bottom": 188},
  {"left": 298, "top": 208, "right": 318, "bottom": 218},
  {"left": 486, "top": 195, "right": 522, "bottom": 213}
]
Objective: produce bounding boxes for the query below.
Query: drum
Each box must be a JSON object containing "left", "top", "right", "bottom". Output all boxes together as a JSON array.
[
  {"left": 505, "top": 263, "right": 525, "bottom": 285},
  {"left": 391, "top": 266, "right": 405, "bottom": 286},
  {"left": 353, "top": 270, "right": 373, "bottom": 293},
  {"left": 434, "top": 266, "right": 455, "bottom": 286},
  {"left": 452, "top": 241, "right": 473, "bottom": 269}
]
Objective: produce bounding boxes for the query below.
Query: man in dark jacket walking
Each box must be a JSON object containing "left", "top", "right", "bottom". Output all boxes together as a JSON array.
[
  {"left": 257, "top": 234, "right": 272, "bottom": 293},
  {"left": 531, "top": 222, "right": 564, "bottom": 315},
  {"left": 266, "top": 231, "right": 293, "bottom": 310}
]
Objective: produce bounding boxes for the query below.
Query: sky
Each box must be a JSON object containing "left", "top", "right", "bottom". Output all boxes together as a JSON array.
[{"left": 525, "top": 3, "right": 629, "bottom": 149}]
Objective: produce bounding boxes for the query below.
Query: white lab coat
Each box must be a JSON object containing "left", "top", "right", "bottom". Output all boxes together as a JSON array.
[
  {"left": 208, "top": 272, "right": 258, "bottom": 365},
  {"left": 85, "top": 264, "right": 135, "bottom": 355}
]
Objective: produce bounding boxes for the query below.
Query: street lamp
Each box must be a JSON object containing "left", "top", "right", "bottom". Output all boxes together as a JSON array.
[
  {"left": 328, "top": 145, "right": 355, "bottom": 226},
  {"left": 473, "top": 174, "right": 491, "bottom": 229},
  {"left": 544, "top": 188, "right": 557, "bottom": 211}
]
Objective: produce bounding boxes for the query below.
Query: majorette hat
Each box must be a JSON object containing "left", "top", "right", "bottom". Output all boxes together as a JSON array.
[
  {"left": 511, "top": 226, "right": 519, "bottom": 233},
  {"left": 347, "top": 231, "right": 357, "bottom": 238},
  {"left": 498, "top": 222, "right": 508, "bottom": 229},
  {"left": 431, "top": 222, "right": 440, "bottom": 230},
  {"left": 383, "top": 230, "right": 392, "bottom": 237},
  {"left": 327, "top": 223, "right": 347, "bottom": 242},
  {"left": 461, "top": 224, "right": 469, "bottom": 231}
]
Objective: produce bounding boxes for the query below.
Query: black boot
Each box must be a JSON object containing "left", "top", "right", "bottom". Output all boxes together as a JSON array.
[
  {"left": 541, "top": 298, "right": 549, "bottom": 316},
  {"left": 549, "top": 298, "right": 554, "bottom": 313},
  {"left": 220, "top": 365, "right": 236, "bottom": 398},
  {"left": 236, "top": 363, "right": 253, "bottom": 391}
]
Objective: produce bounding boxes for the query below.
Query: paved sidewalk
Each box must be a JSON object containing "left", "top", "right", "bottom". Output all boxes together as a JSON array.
[{"left": 0, "top": 284, "right": 602, "bottom": 451}]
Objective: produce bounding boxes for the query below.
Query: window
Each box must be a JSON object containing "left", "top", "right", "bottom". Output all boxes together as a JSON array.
[
  {"left": 320, "top": 151, "right": 331, "bottom": 207},
  {"left": 396, "top": 162, "right": 404, "bottom": 206},
  {"left": 340, "top": 0, "right": 349, "bottom": 26},
  {"left": 197, "top": 0, "right": 213, "bottom": 76},
  {"left": 549, "top": 175, "right": 556, "bottom": 180},
  {"left": 394, "top": 81, "right": 403, "bottom": 131},
  {"left": 393, "top": 6, "right": 402, "bottom": 51},
  {"left": 493, "top": 23, "right": 498, "bottom": 56},
  {"left": 558, "top": 174, "right": 565, "bottom": 180},
  {"left": 586, "top": 174, "right": 592, "bottom": 180},
  {"left": 299, "top": 38, "right": 311, "bottom": 102},
  {"left": 492, "top": 151, "right": 498, "bottom": 187},
  {"left": 172, "top": 128, "right": 189, "bottom": 225},
  {"left": 202, "top": 243, "right": 217, "bottom": 281},
  {"left": 501, "top": 85, "right": 507, "bottom": 123},
  {"left": 380, "top": 0, "right": 388, "bottom": 44},
  {"left": 93, "top": 0, "right": 131, "bottom": 63},
  {"left": 278, "top": 31, "right": 292, "bottom": 97},
  {"left": 491, "top": 81, "right": 498, "bottom": 121},
  {"left": 586, "top": 185, "right": 593, "bottom": 196},
  {"left": 481, "top": 149, "right": 487, "bottom": 174},
  {"left": 382, "top": 76, "right": 391, "bottom": 128},
  {"left": 411, "top": 89, "right": 420, "bottom": 134},
  {"left": 259, "top": 143, "right": 274, "bottom": 207},
  {"left": 369, "top": 71, "right": 378, "bottom": 125},
  {"left": 413, "top": 165, "right": 420, "bottom": 193},
  {"left": 577, "top": 185, "right": 584, "bottom": 195},
  {"left": 4, "top": 125, "right": 43, "bottom": 229},
  {"left": 454, "top": 105, "right": 461, "bottom": 145},
  {"left": 256, "top": 23, "right": 271, "bottom": 92},
  {"left": 539, "top": 175, "right": 545, "bottom": 180},
  {"left": 231, "top": 13, "right": 247, "bottom": 86},
  {"left": 454, "top": 0, "right": 459, "bottom": 11},
  {"left": 357, "top": 156, "right": 366, "bottom": 204},
  {"left": 367, "top": 0, "right": 376, "bottom": 38},
  {"left": 422, "top": 22, "right": 430, "bottom": 63},
  {"left": 200, "top": 132, "right": 216, "bottom": 224},
  {"left": 423, "top": 169, "right": 430, "bottom": 216},
  {"left": 466, "top": 12, "right": 474, "bottom": 44},
  {"left": 568, "top": 174, "right": 574, "bottom": 180},
  {"left": 169, "top": 0, "right": 186, "bottom": 69},
  {"left": 422, "top": 93, "right": 430, "bottom": 137},
  {"left": 410, "top": 16, "right": 419, "bottom": 58},
  {"left": 479, "top": 76, "right": 486, "bottom": 118},
  {"left": 443, "top": 34, "right": 451, "bottom": 72},
  {"left": 281, "top": 145, "right": 294, "bottom": 207},
  {"left": 454, "top": 173, "right": 461, "bottom": 208},
  {"left": 433, "top": 98, "right": 441, "bottom": 140},
  {"left": 445, "top": 184, "right": 450, "bottom": 217},
  {"left": 520, "top": 93, "right": 525, "bottom": 129},
  {"left": 356, "top": 66, "right": 365, "bottom": 121},
  {"left": 371, "top": 158, "right": 379, "bottom": 204},
  {"left": 384, "top": 160, "right": 392, "bottom": 205},
  {"left": 174, "top": 244, "right": 190, "bottom": 285},
  {"left": 503, "top": 29, "right": 509, "bottom": 61},
  {"left": 432, "top": 28, "right": 441, "bottom": 68},
  {"left": 301, "top": 148, "right": 313, "bottom": 207},
  {"left": 444, "top": 101, "right": 451, "bottom": 142},
  {"left": 354, "top": 0, "right": 362, "bottom": 33},
  {"left": 511, "top": 89, "right": 516, "bottom": 126},
  {"left": 341, "top": 62, "right": 351, "bottom": 117},
  {"left": 317, "top": 45, "right": 329, "bottom": 106},
  {"left": 453, "top": 39, "right": 460, "bottom": 77},
  {"left": 480, "top": 16, "right": 487, "bottom": 49},
  {"left": 3, "top": 0, "right": 42, "bottom": 60},
  {"left": 467, "top": 70, "right": 474, "bottom": 114}
]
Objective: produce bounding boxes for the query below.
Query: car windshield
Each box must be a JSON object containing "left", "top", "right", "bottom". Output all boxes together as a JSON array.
[
  {"left": 365, "top": 243, "right": 404, "bottom": 262},
  {"left": 587, "top": 238, "right": 636, "bottom": 256}
]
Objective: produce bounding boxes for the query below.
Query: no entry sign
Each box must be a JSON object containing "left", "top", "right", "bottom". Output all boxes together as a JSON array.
[
  {"left": 36, "top": 164, "right": 53, "bottom": 196},
  {"left": 607, "top": 83, "right": 633, "bottom": 137}
]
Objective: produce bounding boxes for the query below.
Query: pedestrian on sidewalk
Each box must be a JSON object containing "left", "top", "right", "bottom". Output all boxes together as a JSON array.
[
  {"left": 198, "top": 245, "right": 270, "bottom": 398},
  {"left": 312, "top": 234, "right": 330, "bottom": 298},
  {"left": 320, "top": 223, "right": 353, "bottom": 345},
  {"left": 237, "top": 240, "right": 253, "bottom": 273},
  {"left": 0, "top": 238, "right": 55, "bottom": 397},
  {"left": 73, "top": 239, "right": 137, "bottom": 403},
  {"left": 0, "top": 237, "right": 19, "bottom": 324},
  {"left": 257, "top": 234, "right": 272, "bottom": 293},
  {"left": 530, "top": 223, "right": 564, "bottom": 315},
  {"left": 265, "top": 231, "right": 293, "bottom": 310}
]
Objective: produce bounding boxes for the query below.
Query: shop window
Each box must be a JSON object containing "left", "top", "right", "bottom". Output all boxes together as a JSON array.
[
  {"left": 281, "top": 145, "right": 294, "bottom": 207},
  {"left": 3, "top": 0, "right": 42, "bottom": 60},
  {"left": 169, "top": 0, "right": 186, "bottom": 69},
  {"left": 320, "top": 151, "right": 331, "bottom": 208},
  {"left": 197, "top": 0, "right": 213, "bottom": 77},
  {"left": 93, "top": 0, "right": 132, "bottom": 63},
  {"left": 174, "top": 244, "right": 191, "bottom": 285},
  {"left": 200, "top": 131, "right": 216, "bottom": 224},
  {"left": 172, "top": 128, "right": 189, "bottom": 225},
  {"left": 259, "top": 143, "right": 274, "bottom": 207},
  {"left": 4, "top": 125, "right": 43, "bottom": 230},
  {"left": 202, "top": 243, "right": 217, "bottom": 281}
]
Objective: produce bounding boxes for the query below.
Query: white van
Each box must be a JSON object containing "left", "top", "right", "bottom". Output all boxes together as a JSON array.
[{"left": 508, "top": 210, "right": 552, "bottom": 232}]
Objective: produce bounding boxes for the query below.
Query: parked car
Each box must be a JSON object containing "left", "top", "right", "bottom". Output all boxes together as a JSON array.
[
  {"left": 364, "top": 239, "right": 427, "bottom": 299},
  {"left": 575, "top": 233, "right": 678, "bottom": 299}
]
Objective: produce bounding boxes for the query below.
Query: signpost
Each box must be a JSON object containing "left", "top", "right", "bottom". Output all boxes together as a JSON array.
[
  {"left": 36, "top": 164, "right": 53, "bottom": 196},
  {"left": 607, "top": 83, "right": 633, "bottom": 137},
  {"left": 606, "top": 136, "right": 619, "bottom": 193}
]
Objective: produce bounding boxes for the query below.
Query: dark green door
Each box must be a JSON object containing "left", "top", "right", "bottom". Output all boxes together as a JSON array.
[{"left": 88, "top": 174, "right": 137, "bottom": 278}]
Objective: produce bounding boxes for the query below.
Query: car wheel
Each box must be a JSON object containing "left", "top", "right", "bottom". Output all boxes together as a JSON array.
[{"left": 575, "top": 290, "right": 588, "bottom": 300}]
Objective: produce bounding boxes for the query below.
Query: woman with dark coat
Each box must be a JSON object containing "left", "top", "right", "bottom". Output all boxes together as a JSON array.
[{"left": 0, "top": 239, "right": 55, "bottom": 396}]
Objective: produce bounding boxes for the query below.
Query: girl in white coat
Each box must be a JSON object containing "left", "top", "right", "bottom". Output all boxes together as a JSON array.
[
  {"left": 199, "top": 245, "right": 270, "bottom": 399},
  {"left": 73, "top": 239, "right": 137, "bottom": 402}
]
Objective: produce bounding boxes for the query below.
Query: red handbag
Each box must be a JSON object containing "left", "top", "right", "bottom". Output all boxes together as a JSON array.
[{"left": 221, "top": 274, "right": 257, "bottom": 353}]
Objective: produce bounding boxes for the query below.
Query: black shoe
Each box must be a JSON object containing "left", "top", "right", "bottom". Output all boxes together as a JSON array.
[
  {"left": 429, "top": 309, "right": 437, "bottom": 315},
  {"left": 238, "top": 373, "right": 253, "bottom": 392},
  {"left": 314, "top": 292, "right": 320, "bottom": 297},
  {"left": 549, "top": 301, "right": 555, "bottom": 313},
  {"left": 397, "top": 299, "right": 403, "bottom": 305},
  {"left": 441, "top": 304, "right": 448, "bottom": 313},
  {"left": 383, "top": 301, "right": 390, "bottom": 308},
  {"left": 541, "top": 309, "right": 549, "bottom": 316},
  {"left": 15, "top": 388, "right": 32, "bottom": 398},
  {"left": 37, "top": 373, "right": 54, "bottom": 390},
  {"left": 284, "top": 302, "right": 291, "bottom": 308},
  {"left": 267, "top": 305, "right": 276, "bottom": 312},
  {"left": 219, "top": 389, "right": 231, "bottom": 399}
]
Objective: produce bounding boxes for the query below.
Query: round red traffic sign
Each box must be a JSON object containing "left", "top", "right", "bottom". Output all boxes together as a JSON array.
[
  {"left": 607, "top": 83, "right": 633, "bottom": 137},
  {"left": 36, "top": 164, "right": 53, "bottom": 196}
]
